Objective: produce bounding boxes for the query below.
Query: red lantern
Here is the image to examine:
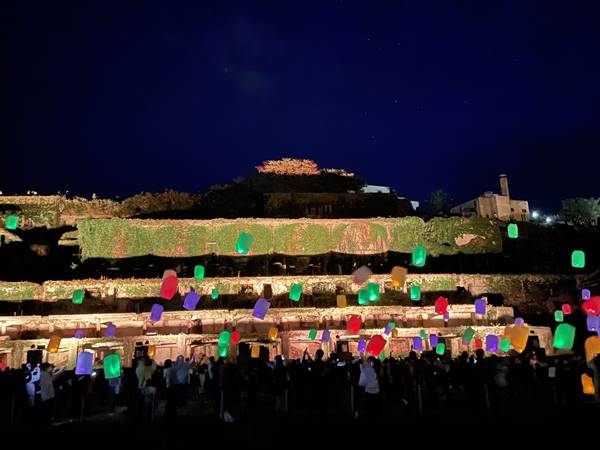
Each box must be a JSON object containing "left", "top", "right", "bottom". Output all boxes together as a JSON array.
[
  {"left": 231, "top": 331, "right": 241, "bottom": 345},
  {"left": 474, "top": 338, "right": 483, "bottom": 349},
  {"left": 347, "top": 315, "right": 362, "bottom": 334},
  {"left": 160, "top": 275, "right": 178, "bottom": 300},
  {"left": 561, "top": 303, "right": 572, "bottom": 315},
  {"left": 582, "top": 297, "right": 600, "bottom": 316},
  {"left": 435, "top": 296, "right": 449, "bottom": 315},
  {"left": 366, "top": 335, "right": 387, "bottom": 356}
]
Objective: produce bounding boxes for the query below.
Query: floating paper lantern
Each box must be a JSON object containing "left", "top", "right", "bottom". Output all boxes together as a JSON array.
[
  {"left": 561, "top": 304, "right": 572, "bottom": 315},
  {"left": 211, "top": 288, "right": 219, "bottom": 300},
  {"left": 231, "top": 331, "right": 241, "bottom": 344},
  {"left": 253, "top": 298, "right": 270, "bottom": 320},
  {"left": 48, "top": 335, "right": 61, "bottom": 353},
  {"left": 553, "top": 323, "right": 576, "bottom": 350},
  {"left": 571, "top": 250, "right": 585, "bottom": 268},
  {"left": 474, "top": 298, "right": 486, "bottom": 316},
  {"left": 507, "top": 223, "right": 518, "bottom": 239},
  {"left": 582, "top": 289, "right": 591, "bottom": 300},
  {"left": 5, "top": 215, "right": 18, "bottom": 230},
  {"left": 435, "top": 296, "right": 449, "bottom": 315},
  {"left": 582, "top": 374, "right": 595, "bottom": 395},
  {"left": 75, "top": 352, "right": 93, "bottom": 375},
  {"left": 515, "top": 317, "right": 524, "bottom": 326},
  {"left": 443, "top": 311, "right": 449, "bottom": 321},
  {"left": 336, "top": 295, "right": 347, "bottom": 308},
  {"left": 308, "top": 329, "right": 317, "bottom": 340},
  {"left": 474, "top": 338, "right": 483, "bottom": 349},
  {"left": 391, "top": 328, "right": 398, "bottom": 338},
  {"left": 183, "top": 291, "right": 200, "bottom": 310},
  {"left": 367, "top": 283, "right": 380, "bottom": 302},
  {"left": 162, "top": 269, "right": 176, "bottom": 280},
  {"left": 321, "top": 330, "right": 330, "bottom": 343},
  {"left": 584, "top": 336, "right": 600, "bottom": 362},
  {"left": 436, "top": 343, "right": 446, "bottom": 356},
  {"left": 147, "top": 345, "right": 156, "bottom": 358},
  {"left": 74, "top": 329, "right": 84, "bottom": 339},
  {"left": 289, "top": 283, "right": 302, "bottom": 302},
  {"left": 463, "top": 327, "right": 475, "bottom": 343},
  {"left": 150, "top": 303, "right": 164, "bottom": 321},
  {"left": 412, "top": 337, "right": 423, "bottom": 352},
  {"left": 358, "top": 289, "right": 369, "bottom": 305},
  {"left": 104, "top": 354, "right": 121, "bottom": 379},
  {"left": 379, "top": 351, "right": 385, "bottom": 361},
  {"left": 352, "top": 265, "right": 372, "bottom": 284},
  {"left": 429, "top": 334, "right": 438, "bottom": 348},
  {"left": 160, "top": 274, "right": 178, "bottom": 300},
  {"left": 235, "top": 232, "right": 254, "bottom": 255},
  {"left": 486, "top": 335, "right": 499, "bottom": 352},
  {"left": 347, "top": 315, "right": 362, "bottom": 334},
  {"left": 105, "top": 323, "right": 117, "bottom": 337},
  {"left": 587, "top": 315, "right": 600, "bottom": 332},
  {"left": 358, "top": 338, "right": 366, "bottom": 353},
  {"left": 72, "top": 289, "right": 84, "bottom": 305},
  {"left": 419, "top": 329, "right": 427, "bottom": 340},
  {"left": 366, "top": 335, "right": 386, "bottom": 356},
  {"left": 388, "top": 321, "right": 396, "bottom": 330},
  {"left": 218, "top": 345, "right": 228, "bottom": 358},
  {"left": 268, "top": 327, "right": 278, "bottom": 341},
  {"left": 218, "top": 330, "right": 231, "bottom": 347},
  {"left": 410, "top": 285, "right": 421, "bottom": 301},
  {"left": 251, "top": 345, "right": 260, "bottom": 358},
  {"left": 510, "top": 325, "right": 529, "bottom": 353},
  {"left": 390, "top": 266, "right": 407, "bottom": 287},
  {"left": 554, "top": 311, "right": 564, "bottom": 322},
  {"left": 384, "top": 326, "right": 391, "bottom": 335},
  {"left": 193, "top": 265, "right": 205, "bottom": 280},
  {"left": 582, "top": 297, "right": 600, "bottom": 316},
  {"left": 411, "top": 245, "right": 427, "bottom": 267},
  {"left": 500, "top": 338, "right": 511, "bottom": 352}
]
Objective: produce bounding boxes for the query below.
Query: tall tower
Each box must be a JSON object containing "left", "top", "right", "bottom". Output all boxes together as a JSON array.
[{"left": 499, "top": 174, "right": 510, "bottom": 198}]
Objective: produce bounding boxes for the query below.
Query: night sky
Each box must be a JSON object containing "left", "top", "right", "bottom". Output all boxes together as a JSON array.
[{"left": 2, "top": 1, "right": 599, "bottom": 212}]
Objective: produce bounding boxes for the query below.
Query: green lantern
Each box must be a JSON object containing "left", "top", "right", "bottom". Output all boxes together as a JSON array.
[
  {"left": 419, "top": 329, "right": 427, "bottom": 340},
  {"left": 554, "top": 310, "right": 564, "bottom": 322},
  {"left": 72, "top": 289, "right": 84, "bottom": 305},
  {"left": 507, "top": 223, "right": 519, "bottom": 239},
  {"left": 367, "top": 283, "right": 380, "bottom": 302},
  {"left": 211, "top": 288, "right": 219, "bottom": 300},
  {"left": 194, "top": 265, "right": 205, "bottom": 280},
  {"left": 308, "top": 328, "right": 317, "bottom": 340},
  {"left": 436, "top": 343, "right": 446, "bottom": 356},
  {"left": 358, "top": 289, "right": 369, "bottom": 305},
  {"left": 410, "top": 285, "right": 421, "bottom": 301},
  {"left": 289, "top": 283, "right": 302, "bottom": 301},
  {"left": 218, "top": 330, "right": 231, "bottom": 347},
  {"left": 218, "top": 344, "right": 228, "bottom": 358},
  {"left": 553, "top": 323, "right": 576, "bottom": 350},
  {"left": 235, "top": 232, "right": 254, "bottom": 255},
  {"left": 463, "top": 327, "right": 475, "bottom": 343},
  {"left": 411, "top": 245, "right": 427, "bottom": 267},
  {"left": 500, "top": 338, "right": 511, "bottom": 352},
  {"left": 571, "top": 250, "right": 585, "bottom": 269},
  {"left": 388, "top": 321, "right": 396, "bottom": 330},
  {"left": 379, "top": 350, "right": 385, "bottom": 361},
  {"left": 5, "top": 215, "right": 18, "bottom": 230},
  {"left": 104, "top": 354, "right": 121, "bottom": 379}
]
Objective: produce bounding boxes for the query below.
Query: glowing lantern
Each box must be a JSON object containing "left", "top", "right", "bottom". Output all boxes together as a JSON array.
[
  {"left": 75, "top": 352, "right": 93, "bottom": 375},
  {"left": 367, "top": 283, "right": 380, "bottom": 302},
  {"left": 352, "top": 265, "right": 372, "bottom": 284},
  {"left": 366, "top": 336, "right": 386, "bottom": 356},
  {"left": 582, "top": 289, "right": 591, "bottom": 300},
  {"left": 74, "top": 329, "right": 84, "bottom": 339},
  {"left": 582, "top": 374, "right": 595, "bottom": 395},
  {"left": 384, "top": 326, "right": 392, "bottom": 335},
  {"left": 391, "top": 266, "right": 407, "bottom": 287},
  {"left": 379, "top": 351, "right": 385, "bottom": 361},
  {"left": 105, "top": 323, "right": 117, "bottom": 337},
  {"left": 308, "top": 329, "right": 317, "bottom": 340},
  {"left": 162, "top": 269, "right": 176, "bottom": 280},
  {"left": 486, "top": 335, "right": 499, "bottom": 352},
  {"left": 463, "top": 327, "right": 475, "bottom": 343},
  {"left": 251, "top": 345, "right": 260, "bottom": 358},
  {"left": 160, "top": 275, "right": 178, "bottom": 300},
  {"left": 72, "top": 289, "right": 84, "bottom": 305},
  {"left": 218, "top": 331, "right": 231, "bottom": 347},
  {"left": 231, "top": 331, "right": 241, "bottom": 344},
  {"left": 289, "top": 283, "right": 302, "bottom": 302},
  {"left": 104, "top": 354, "right": 121, "bottom": 379},
  {"left": 553, "top": 323, "right": 576, "bottom": 350},
  {"left": 5, "top": 215, "right": 18, "bottom": 230},
  {"left": 358, "top": 338, "right": 366, "bottom": 353},
  {"left": 571, "top": 250, "right": 585, "bottom": 268},
  {"left": 147, "top": 345, "right": 156, "bottom": 358},
  {"left": 183, "top": 291, "right": 200, "bottom": 310},
  {"left": 507, "top": 223, "right": 518, "bottom": 239},
  {"left": 388, "top": 321, "right": 396, "bottom": 330},
  {"left": 474, "top": 338, "right": 483, "bottom": 349},
  {"left": 500, "top": 338, "right": 511, "bottom": 352},
  {"left": 412, "top": 337, "right": 423, "bottom": 352},
  {"left": 218, "top": 345, "right": 228, "bottom": 358},
  {"left": 252, "top": 298, "right": 271, "bottom": 320},
  {"left": 48, "top": 335, "right": 61, "bottom": 353},
  {"left": 561, "top": 304, "right": 572, "bottom": 315},
  {"left": 515, "top": 317, "right": 524, "bottom": 326},
  {"left": 321, "top": 330, "right": 330, "bottom": 343},
  {"left": 582, "top": 297, "right": 600, "bottom": 316},
  {"left": 510, "top": 325, "right": 529, "bottom": 353},
  {"left": 429, "top": 334, "right": 438, "bottom": 348},
  {"left": 554, "top": 311, "right": 564, "bottom": 322},
  {"left": 235, "top": 232, "right": 253, "bottom": 255},
  {"left": 358, "top": 289, "right": 369, "bottom": 305},
  {"left": 436, "top": 343, "right": 446, "bottom": 356},
  {"left": 347, "top": 315, "right": 362, "bottom": 334},
  {"left": 419, "top": 329, "right": 427, "bottom": 340},
  {"left": 193, "top": 265, "right": 205, "bottom": 280},
  {"left": 443, "top": 311, "right": 449, "bottom": 321},
  {"left": 435, "top": 297, "right": 449, "bottom": 315},
  {"left": 391, "top": 328, "right": 398, "bottom": 338},
  {"left": 474, "top": 298, "right": 486, "bottom": 316},
  {"left": 268, "top": 327, "right": 278, "bottom": 341},
  {"left": 336, "top": 295, "right": 347, "bottom": 308},
  {"left": 150, "top": 304, "right": 163, "bottom": 321},
  {"left": 410, "top": 285, "right": 421, "bottom": 301},
  {"left": 411, "top": 245, "right": 427, "bottom": 267},
  {"left": 584, "top": 336, "right": 600, "bottom": 362},
  {"left": 587, "top": 315, "right": 600, "bottom": 332},
  {"left": 211, "top": 288, "right": 219, "bottom": 300}
]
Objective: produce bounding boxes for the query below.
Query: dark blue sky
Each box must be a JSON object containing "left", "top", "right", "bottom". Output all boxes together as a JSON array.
[{"left": 2, "top": 1, "right": 599, "bottom": 212}]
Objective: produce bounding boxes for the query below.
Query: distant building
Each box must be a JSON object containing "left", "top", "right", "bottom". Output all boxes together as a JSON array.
[
  {"left": 451, "top": 174, "right": 529, "bottom": 221},
  {"left": 361, "top": 185, "right": 391, "bottom": 194}
]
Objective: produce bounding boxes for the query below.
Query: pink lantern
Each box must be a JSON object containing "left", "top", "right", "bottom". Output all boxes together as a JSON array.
[
  {"left": 352, "top": 265, "right": 372, "bottom": 284},
  {"left": 561, "top": 303, "right": 572, "bottom": 315}
]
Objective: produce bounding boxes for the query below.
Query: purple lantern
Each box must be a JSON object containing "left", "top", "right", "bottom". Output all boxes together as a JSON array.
[
  {"left": 474, "top": 298, "right": 486, "bottom": 316},
  {"left": 74, "top": 329, "right": 84, "bottom": 339},
  {"left": 321, "top": 330, "right": 331, "bottom": 343},
  {"left": 105, "top": 323, "right": 117, "bottom": 337},
  {"left": 352, "top": 265, "right": 372, "bottom": 284},
  {"left": 412, "top": 336, "right": 423, "bottom": 351},
  {"left": 515, "top": 317, "right": 524, "bottom": 326},
  {"left": 587, "top": 315, "right": 600, "bottom": 332},
  {"left": 150, "top": 304, "right": 164, "bottom": 322},
  {"left": 183, "top": 291, "right": 200, "bottom": 310},
  {"left": 75, "top": 351, "right": 93, "bottom": 375},
  {"left": 252, "top": 298, "right": 271, "bottom": 320},
  {"left": 485, "top": 335, "right": 499, "bottom": 352},
  {"left": 443, "top": 311, "right": 449, "bottom": 321},
  {"left": 430, "top": 334, "right": 438, "bottom": 347},
  {"left": 358, "top": 338, "right": 366, "bottom": 353},
  {"left": 384, "top": 325, "right": 392, "bottom": 335},
  {"left": 583, "top": 289, "right": 591, "bottom": 300}
]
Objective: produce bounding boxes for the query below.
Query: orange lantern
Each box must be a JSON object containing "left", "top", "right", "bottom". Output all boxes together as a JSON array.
[
  {"left": 251, "top": 345, "right": 260, "bottom": 359},
  {"left": 390, "top": 266, "right": 407, "bottom": 287},
  {"left": 48, "top": 335, "right": 61, "bottom": 353},
  {"left": 336, "top": 295, "right": 347, "bottom": 308},
  {"left": 268, "top": 327, "right": 278, "bottom": 341},
  {"left": 391, "top": 328, "right": 399, "bottom": 338},
  {"left": 584, "top": 336, "right": 600, "bottom": 362},
  {"left": 582, "top": 373, "right": 595, "bottom": 395},
  {"left": 147, "top": 345, "right": 156, "bottom": 358},
  {"left": 509, "top": 325, "right": 529, "bottom": 353}
]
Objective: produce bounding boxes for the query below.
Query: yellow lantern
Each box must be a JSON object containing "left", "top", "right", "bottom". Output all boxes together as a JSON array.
[
  {"left": 48, "top": 335, "right": 61, "bottom": 353},
  {"left": 390, "top": 266, "right": 407, "bottom": 287},
  {"left": 509, "top": 325, "right": 529, "bottom": 353},
  {"left": 251, "top": 345, "right": 260, "bottom": 359},
  {"left": 148, "top": 345, "right": 156, "bottom": 358},
  {"left": 582, "top": 373, "right": 595, "bottom": 395},
  {"left": 268, "top": 327, "right": 278, "bottom": 341},
  {"left": 391, "top": 328, "right": 398, "bottom": 338},
  {"left": 584, "top": 336, "right": 600, "bottom": 362},
  {"left": 336, "top": 294, "right": 347, "bottom": 308}
]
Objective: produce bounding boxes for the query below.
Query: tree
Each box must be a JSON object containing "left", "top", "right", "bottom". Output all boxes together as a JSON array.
[
  {"left": 560, "top": 197, "right": 600, "bottom": 227},
  {"left": 428, "top": 189, "right": 450, "bottom": 216}
]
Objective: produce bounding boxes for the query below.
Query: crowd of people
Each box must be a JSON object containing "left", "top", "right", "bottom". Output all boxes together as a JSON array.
[{"left": 0, "top": 347, "right": 598, "bottom": 427}]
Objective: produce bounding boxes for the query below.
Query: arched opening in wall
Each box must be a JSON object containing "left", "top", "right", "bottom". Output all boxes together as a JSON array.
[{"left": 486, "top": 293, "right": 504, "bottom": 307}]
